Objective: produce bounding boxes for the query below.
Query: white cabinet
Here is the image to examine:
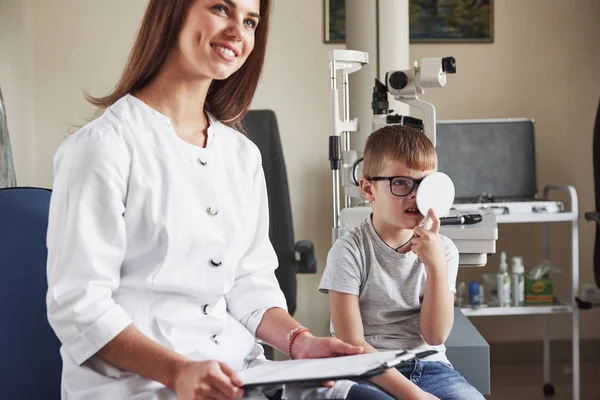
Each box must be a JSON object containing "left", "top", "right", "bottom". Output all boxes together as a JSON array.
[{"left": 460, "top": 185, "right": 580, "bottom": 400}]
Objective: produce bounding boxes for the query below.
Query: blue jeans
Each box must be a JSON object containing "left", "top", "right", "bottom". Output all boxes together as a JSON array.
[{"left": 347, "top": 359, "right": 485, "bottom": 400}]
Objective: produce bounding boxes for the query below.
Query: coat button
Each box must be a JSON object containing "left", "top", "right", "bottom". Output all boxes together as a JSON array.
[
  {"left": 207, "top": 206, "right": 218, "bottom": 216},
  {"left": 210, "top": 259, "right": 222, "bottom": 267},
  {"left": 211, "top": 334, "right": 221, "bottom": 345},
  {"left": 203, "top": 304, "right": 210, "bottom": 315},
  {"left": 197, "top": 158, "right": 207, "bottom": 166}
]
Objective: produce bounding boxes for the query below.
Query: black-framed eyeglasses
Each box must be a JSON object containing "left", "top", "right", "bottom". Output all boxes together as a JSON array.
[{"left": 368, "top": 176, "right": 424, "bottom": 197}]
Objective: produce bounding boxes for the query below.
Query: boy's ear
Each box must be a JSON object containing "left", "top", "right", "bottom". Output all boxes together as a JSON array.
[{"left": 360, "top": 178, "right": 375, "bottom": 202}]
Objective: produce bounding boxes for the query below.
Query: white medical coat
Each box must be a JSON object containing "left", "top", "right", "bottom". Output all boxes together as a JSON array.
[{"left": 46, "top": 94, "right": 303, "bottom": 399}]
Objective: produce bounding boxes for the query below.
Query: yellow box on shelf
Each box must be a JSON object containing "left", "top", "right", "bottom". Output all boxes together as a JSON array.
[{"left": 525, "top": 278, "right": 554, "bottom": 305}]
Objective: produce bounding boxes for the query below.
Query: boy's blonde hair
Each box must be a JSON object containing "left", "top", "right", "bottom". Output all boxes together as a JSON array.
[{"left": 363, "top": 124, "right": 437, "bottom": 178}]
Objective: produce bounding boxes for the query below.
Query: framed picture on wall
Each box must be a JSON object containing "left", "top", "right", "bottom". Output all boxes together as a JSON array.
[
  {"left": 324, "top": 0, "right": 494, "bottom": 44},
  {"left": 324, "top": 0, "right": 345, "bottom": 44}
]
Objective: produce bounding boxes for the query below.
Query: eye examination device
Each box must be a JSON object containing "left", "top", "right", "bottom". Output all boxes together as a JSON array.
[{"left": 328, "top": 49, "right": 498, "bottom": 266}]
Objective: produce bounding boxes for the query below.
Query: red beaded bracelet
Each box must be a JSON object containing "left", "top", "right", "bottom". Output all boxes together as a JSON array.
[{"left": 287, "top": 326, "right": 310, "bottom": 359}]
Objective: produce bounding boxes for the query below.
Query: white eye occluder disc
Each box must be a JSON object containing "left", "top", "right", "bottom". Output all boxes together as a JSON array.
[{"left": 416, "top": 172, "right": 455, "bottom": 219}]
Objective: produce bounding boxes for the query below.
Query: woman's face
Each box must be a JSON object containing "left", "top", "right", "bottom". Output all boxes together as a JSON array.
[{"left": 176, "top": 0, "right": 261, "bottom": 80}]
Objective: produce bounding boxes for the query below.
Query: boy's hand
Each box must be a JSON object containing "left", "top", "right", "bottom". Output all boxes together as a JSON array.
[{"left": 412, "top": 209, "right": 446, "bottom": 273}]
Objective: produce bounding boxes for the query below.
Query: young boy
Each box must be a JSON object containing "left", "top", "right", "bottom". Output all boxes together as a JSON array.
[{"left": 319, "top": 125, "right": 485, "bottom": 400}]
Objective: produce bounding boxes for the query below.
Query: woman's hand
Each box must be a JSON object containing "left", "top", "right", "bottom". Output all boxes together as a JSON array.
[
  {"left": 291, "top": 333, "right": 364, "bottom": 388},
  {"left": 291, "top": 332, "right": 363, "bottom": 360},
  {"left": 412, "top": 209, "right": 446, "bottom": 274},
  {"left": 173, "top": 360, "right": 244, "bottom": 400}
]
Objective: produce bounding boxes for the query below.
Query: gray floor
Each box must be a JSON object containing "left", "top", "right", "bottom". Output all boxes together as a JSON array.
[{"left": 485, "top": 361, "right": 600, "bottom": 400}]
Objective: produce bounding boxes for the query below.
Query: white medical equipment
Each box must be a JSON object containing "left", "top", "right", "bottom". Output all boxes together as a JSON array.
[{"left": 328, "top": 49, "right": 498, "bottom": 266}]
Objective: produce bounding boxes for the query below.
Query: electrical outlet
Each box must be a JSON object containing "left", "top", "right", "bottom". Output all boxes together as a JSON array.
[{"left": 581, "top": 283, "right": 600, "bottom": 304}]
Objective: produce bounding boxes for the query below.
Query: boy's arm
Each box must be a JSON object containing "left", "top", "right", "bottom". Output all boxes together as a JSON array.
[
  {"left": 419, "top": 268, "right": 454, "bottom": 345},
  {"left": 329, "top": 291, "right": 436, "bottom": 400},
  {"left": 412, "top": 210, "right": 455, "bottom": 345}
]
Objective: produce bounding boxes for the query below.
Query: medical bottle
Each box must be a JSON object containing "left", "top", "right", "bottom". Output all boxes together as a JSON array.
[
  {"left": 469, "top": 281, "right": 480, "bottom": 306},
  {"left": 511, "top": 256, "right": 525, "bottom": 306},
  {"left": 497, "top": 252, "right": 511, "bottom": 307}
]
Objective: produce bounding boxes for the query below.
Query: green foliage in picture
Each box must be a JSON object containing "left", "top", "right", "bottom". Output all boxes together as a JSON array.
[{"left": 325, "top": 0, "right": 493, "bottom": 43}]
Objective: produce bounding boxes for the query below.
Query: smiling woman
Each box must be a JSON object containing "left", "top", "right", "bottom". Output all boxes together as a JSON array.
[
  {"left": 86, "top": 0, "right": 270, "bottom": 131},
  {"left": 46, "top": 1, "right": 364, "bottom": 399}
]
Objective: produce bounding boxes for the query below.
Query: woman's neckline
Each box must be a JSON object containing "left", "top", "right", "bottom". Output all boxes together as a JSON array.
[{"left": 125, "top": 93, "right": 216, "bottom": 150}]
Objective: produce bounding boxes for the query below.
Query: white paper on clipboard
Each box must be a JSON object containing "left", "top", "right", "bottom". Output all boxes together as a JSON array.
[{"left": 238, "top": 350, "right": 423, "bottom": 388}]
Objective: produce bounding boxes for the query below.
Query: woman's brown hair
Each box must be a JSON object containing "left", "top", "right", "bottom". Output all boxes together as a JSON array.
[{"left": 86, "top": 0, "right": 271, "bottom": 130}]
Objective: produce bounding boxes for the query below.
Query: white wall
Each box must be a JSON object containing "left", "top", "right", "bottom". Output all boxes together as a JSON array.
[
  {"left": 0, "top": 0, "right": 35, "bottom": 185},
  {"left": 1, "top": 0, "right": 599, "bottom": 345},
  {"left": 31, "top": 0, "right": 148, "bottom": 186}
]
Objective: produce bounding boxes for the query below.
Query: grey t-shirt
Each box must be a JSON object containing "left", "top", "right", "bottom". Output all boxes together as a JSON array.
[{"left": 319, "top": 216, "right": 459, "bottom": 364}]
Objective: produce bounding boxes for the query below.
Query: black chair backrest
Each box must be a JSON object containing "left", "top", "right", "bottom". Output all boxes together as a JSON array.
[
  {"left": 242, "top": 110, "right": 298, "bottom": 316},
  {"left": 593, "top": 98, "right": 600, "bottom": 288},
  {"left": 0, "top": 187, "right": 62, "bottom": 399}
]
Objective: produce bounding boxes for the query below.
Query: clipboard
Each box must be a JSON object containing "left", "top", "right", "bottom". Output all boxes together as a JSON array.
[{"left": 238, "top": 350, "right": 436, "bottom": 389}]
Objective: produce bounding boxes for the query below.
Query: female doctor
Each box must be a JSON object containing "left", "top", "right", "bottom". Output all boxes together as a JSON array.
[{"left": 45, "top": 1, "right": 364, "bottom": 399}]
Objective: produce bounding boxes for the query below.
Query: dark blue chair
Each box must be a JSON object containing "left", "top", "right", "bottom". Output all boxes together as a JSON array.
[{"left": 0, "top": 187, "right": 62, "bottom": 399}]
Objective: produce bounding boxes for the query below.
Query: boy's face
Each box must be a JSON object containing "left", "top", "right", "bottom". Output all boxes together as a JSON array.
[{"left": 360, "top": 160, "right": 436, "bottom": 230}]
